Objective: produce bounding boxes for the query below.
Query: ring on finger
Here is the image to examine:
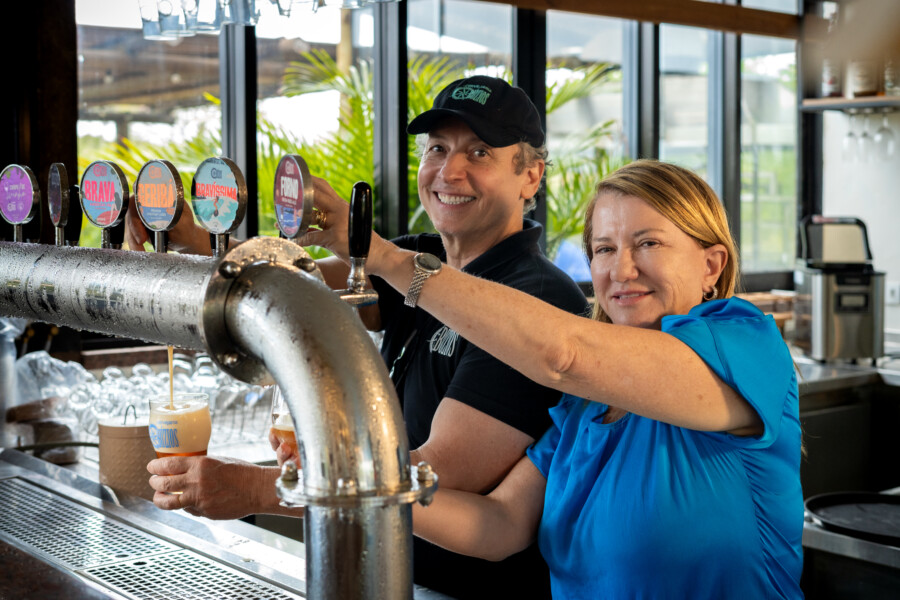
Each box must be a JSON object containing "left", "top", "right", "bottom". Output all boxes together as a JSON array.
[{"left": 314, "top": 209, "right": 327, "bottom": 229}]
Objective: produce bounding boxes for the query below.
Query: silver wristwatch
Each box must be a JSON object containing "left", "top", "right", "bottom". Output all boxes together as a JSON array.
[{"left": 404, "top": 252, "right": 442, "bottom": 308}]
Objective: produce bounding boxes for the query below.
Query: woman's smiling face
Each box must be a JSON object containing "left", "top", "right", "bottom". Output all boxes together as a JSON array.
[{"left": 589, "top": 192, "right": 722, "bottom": 329}]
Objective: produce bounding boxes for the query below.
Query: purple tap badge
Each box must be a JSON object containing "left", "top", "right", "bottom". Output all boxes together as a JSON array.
[
  {"left": 191, "top": 158, "right": 245, "bottom": 235},
  {"left": 135, "top": 160, "right": 182, "bottom": 232},
  {"left": 274, "top": 155, "right": 312, "bottom": 239},
  {"left": 81, "top": 161, "right": 126, "bottom": 227},
  {"left": 0, "top": 165, "right": 38, "bottom": 225}
]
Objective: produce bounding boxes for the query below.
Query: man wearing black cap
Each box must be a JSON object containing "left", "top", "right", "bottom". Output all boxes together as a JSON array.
[
  {"left": 132, "top": 76, "right": 587, "bottom": 599},
  {"left": 342, "top": 75, "right": 587, "bottom": 598}
]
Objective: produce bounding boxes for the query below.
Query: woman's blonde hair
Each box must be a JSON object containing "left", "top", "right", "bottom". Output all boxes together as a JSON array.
[{"left": 581, "top": 159, "right": 740, "bottom": 323}]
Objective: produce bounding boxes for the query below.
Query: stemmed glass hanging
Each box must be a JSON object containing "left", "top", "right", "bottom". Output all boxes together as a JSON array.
[
  {"left": 842, "top": 111, "right": 859, "bottom": 163},
  {"left": 857, "top": 109, "right": 874, "bottom": 163},
  {"left": 873, "top": 109, "right": 896, "bottom": 160}
]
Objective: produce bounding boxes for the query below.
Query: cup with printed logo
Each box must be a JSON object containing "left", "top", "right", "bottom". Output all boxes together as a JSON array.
[
  {"left": 148, "top": 393, "right": 211, "bottom": 459},
  {"left": 269, "top": 386, "right": 298, "bottom": 459}
]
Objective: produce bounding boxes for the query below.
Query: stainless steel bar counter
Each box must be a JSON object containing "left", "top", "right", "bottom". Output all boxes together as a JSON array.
[{"left": 0, "top": 448, "right": 450, "bottom": 599}]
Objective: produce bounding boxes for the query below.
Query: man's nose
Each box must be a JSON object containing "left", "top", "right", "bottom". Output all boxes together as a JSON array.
[{"left": 438, "top": 152, "right": 467, "bottom": 180}]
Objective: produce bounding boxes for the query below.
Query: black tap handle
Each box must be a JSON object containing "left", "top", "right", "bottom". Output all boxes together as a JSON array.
[
  {"left": 109, "top": 216, "right": 126, "bottom": 248},
  {"left": 348, "top": 181, "right": 373, "bottom": 260}
]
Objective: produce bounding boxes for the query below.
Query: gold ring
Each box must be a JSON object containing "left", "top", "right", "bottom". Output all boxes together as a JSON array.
[{"left": 314, "top": 209, "right": 327, "bottom": 229}]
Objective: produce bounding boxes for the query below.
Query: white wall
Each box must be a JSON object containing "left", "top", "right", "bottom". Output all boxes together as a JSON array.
[{"left": 822, "top": 110, "right": 900, "bottom": 330}]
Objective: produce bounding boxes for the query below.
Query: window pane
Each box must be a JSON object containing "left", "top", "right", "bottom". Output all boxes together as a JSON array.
[
  {"left": 256, "top": 3, "right": 374, "bottom": 244},
  {"left": 406, "top": 0, "right": 513, "bottom": 234},
  {"left": 741, "top": 0, "right": 798, "bottom": 14},
  {"left": 545, "top": 11, "right": 628, "bottom": 281},
  {"left": 740, "top": 34, "right": 797, "bottom": 272},
  {"left": 659, "top": 25, "right": 710, "bottom": 180},
  {"left": 77, "top": 0, "right": 221, "bottom": 248}
]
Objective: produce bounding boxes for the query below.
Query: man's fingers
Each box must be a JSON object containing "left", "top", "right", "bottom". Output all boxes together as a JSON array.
[{"left": 152, "top": 490, "right": 182, "bottom": 511}]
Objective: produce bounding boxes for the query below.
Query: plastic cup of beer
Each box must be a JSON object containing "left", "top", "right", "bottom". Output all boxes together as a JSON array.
[
  {"left": 148, "top": 392, "right": 211, "bottom": 459},
  {"left": 270, "top": 387, "right": 298, "bottom": 459}
]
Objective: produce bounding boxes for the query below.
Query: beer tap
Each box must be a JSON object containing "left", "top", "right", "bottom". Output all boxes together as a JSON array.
[
  {"left": 134, "top": 159, "right": 185, "bottom": 253},
  {"left": 0, "top": 164, "right": 40, "bottom": 243},
  {"left": 336, "top": 182, "right": 378, "bottom": 307},
  {"left": 191, "top": 157, "right": 248, "bottom": 258},
  {"left": 80, "top": 160, "right": 130, "bottom": 249}
]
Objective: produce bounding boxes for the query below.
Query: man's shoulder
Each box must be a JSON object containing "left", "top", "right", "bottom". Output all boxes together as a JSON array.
[{"left": 492, "top": 253, "right": 588, "bottom": 313}]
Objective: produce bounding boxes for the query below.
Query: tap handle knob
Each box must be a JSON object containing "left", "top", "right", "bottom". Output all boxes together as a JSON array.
[{"left": 348, "top": 181, "right": 372, "bottom": 260}]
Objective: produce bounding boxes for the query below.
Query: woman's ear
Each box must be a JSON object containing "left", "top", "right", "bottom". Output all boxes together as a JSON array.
[{"left": 703, "top": 243, "right": 728, "bottom": 283}]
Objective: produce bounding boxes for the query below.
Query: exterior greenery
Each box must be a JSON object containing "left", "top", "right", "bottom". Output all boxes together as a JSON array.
[{"left": 78, "top": 53, "right": 623, "bottom": 262}]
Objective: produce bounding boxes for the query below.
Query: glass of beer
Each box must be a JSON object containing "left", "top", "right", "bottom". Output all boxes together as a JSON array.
[
  {"left": 269, "top": 387, "right": 298, "bottom": 459},
  {"left": 148, "top": 392, "right": 211, "bottom": 458}
]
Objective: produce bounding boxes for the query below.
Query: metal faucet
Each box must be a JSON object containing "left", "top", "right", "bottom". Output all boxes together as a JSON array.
[{"left": 0, "top": 237, "right": 435, "bottom": 599}]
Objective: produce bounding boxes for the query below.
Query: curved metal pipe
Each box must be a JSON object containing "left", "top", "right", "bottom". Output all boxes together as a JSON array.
[
  {"left": 225, "top": 261, "right": 412, "bottom": 599},
  {"left": 0, "top": 239, "right": 416, "bottom": 599}
]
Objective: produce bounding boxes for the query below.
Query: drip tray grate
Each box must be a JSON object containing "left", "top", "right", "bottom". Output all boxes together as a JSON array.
[
  {"left": 0, "top": 477, "right": 302, "bottom": 599},
  {"left": 84, "top": 549, "right": 300, "bottom": 600},
  {"left": 0, "top": 477, "right": 177, "bottom": 570}
]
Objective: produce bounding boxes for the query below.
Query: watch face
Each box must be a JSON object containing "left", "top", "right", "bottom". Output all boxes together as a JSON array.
[{"left": 417, "top": 253, "right": 442, "bottom": 272}]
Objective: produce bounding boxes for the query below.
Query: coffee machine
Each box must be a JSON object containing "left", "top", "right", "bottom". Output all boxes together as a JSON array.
[{"left": 793, "top": 216, "right": 884, "bottom": 362}]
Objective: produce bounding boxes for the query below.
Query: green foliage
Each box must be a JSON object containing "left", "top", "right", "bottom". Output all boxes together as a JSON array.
[{"left": 76, "top": 52, "right": 624, "bottom": 262}]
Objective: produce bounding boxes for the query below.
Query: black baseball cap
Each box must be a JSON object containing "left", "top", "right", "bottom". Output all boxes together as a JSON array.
[{"left": 407, "top": 76, "right": 545, "bottom": 148}]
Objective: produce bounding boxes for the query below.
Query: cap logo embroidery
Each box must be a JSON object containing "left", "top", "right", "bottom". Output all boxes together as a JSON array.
[
  {"left": 450, "top": 84, "right": 491, "bottom": 105},
  {"left": 428, "top": 326, "right": 459, "bottom": 357}
]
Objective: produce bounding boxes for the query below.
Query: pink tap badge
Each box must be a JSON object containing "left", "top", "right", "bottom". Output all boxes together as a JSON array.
[{"left": 273, "top": 154, "right": 313, "bottom": 239}]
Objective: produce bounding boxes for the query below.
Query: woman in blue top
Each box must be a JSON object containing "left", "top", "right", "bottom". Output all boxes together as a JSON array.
[{"left": 304, "top": 159, "right": 804, "bottom": 599}]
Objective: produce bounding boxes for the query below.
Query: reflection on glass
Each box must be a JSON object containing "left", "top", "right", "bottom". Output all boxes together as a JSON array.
[
  {"left": 255, "top": 4, "right": 375, "bottom": 240},
  {"left": 77, "top": 0, "right": 222, "bottom": 248},
  {"left": 659, "top": 25, "right": 709, "bottom": 179},
  {"left": 406, "top": 0, "right": 513, "bottom": 234},
  {"left": 545, "top": 10, "right": 627, "bottom": 281},
  {"left": 740, "top": 34, "right": 797, "bottom": 272}
]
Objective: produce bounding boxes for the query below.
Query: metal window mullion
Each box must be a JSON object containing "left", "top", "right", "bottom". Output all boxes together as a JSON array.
[
  {"left": 636, "top": 22, "right": 659, "bottom": 159},
  {"left": 722, "top": 30, "right": 741, "bottom": 248},
  {"left": 513, "top": 8, "right": 547, "bottom": 247},
  {"left": 219, "top": 24, "right": 258, "bottom": 239},
  {"left": 708, "top": 29, "right": 725, "bottom": 198},
  {"left": 373, "top": 2, "right": 408, "bottom": 240}
]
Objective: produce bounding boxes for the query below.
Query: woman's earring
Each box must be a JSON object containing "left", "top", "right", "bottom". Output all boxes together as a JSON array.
[{"left": 703, "top": 287, "right": 718, "bottom": 302}]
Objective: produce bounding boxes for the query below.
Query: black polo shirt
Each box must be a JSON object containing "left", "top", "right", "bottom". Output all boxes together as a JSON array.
[{"left": 371, "top": 219, "right": 589, "bottom": 599}]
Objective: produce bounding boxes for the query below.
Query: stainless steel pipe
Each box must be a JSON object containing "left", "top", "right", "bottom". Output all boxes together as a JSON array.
[
  {"left": 0, "top": 239, "right": 416, "bottom": 599},
  {"left": 0, "top": 242, "right": 211, "bottom": 349}
]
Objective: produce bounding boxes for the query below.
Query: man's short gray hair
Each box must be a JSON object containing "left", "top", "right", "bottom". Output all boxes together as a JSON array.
[{"left": 414, "top": 134, "right": 549, "bottom": 214}]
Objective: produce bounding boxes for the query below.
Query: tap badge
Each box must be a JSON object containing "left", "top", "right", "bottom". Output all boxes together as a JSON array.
[
  {"left": 274, "top": 155, "right": 311, "bottom": 239},
  {"left": 80, "top": 161, "right": 125, "bottom": 227},
  {"left": 0, "top": 165, "right": 37, "bottom": 225},
  {"left": 192, "top": 157, "right": 242, "bottom": 235},
  {"left": 136, "top": 160, "right": 181, "bottom": 231}
]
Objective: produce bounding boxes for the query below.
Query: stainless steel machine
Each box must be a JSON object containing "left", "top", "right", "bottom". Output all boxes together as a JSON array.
[{"left": 793, "top": 216, "right": 885, "bottom": 362}]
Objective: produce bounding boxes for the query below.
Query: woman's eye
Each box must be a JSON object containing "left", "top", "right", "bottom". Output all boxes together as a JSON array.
[
  {"left": 639, "top": 240, "right": 659, "bottom": 248},
  {"left": 594, "top": 246, "right": 612, "bottom": 255}
]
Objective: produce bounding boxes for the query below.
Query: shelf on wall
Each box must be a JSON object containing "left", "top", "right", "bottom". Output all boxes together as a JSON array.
[{"left": 800, "top": 96, "right": 900, "bottom": 113}]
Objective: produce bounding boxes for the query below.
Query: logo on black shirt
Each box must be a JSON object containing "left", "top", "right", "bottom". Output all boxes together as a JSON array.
[{"left": 428, "top": 326, "right": 459, "bottom": 357}]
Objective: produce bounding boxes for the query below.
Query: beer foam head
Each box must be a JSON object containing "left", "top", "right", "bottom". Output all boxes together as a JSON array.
[{"left": 274, "top": 413, "right": 295, "bottom": 431}]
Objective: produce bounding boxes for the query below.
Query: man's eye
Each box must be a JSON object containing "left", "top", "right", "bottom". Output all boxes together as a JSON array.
[
  {"left": 594, "top": 246, "right": 612, "bottom": 255},
  {"left": 639, "top": 240, "right": 659, "bottom": 248},
  {"left": 472, "top": 148, "right": 488, "bottom": 158}
]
